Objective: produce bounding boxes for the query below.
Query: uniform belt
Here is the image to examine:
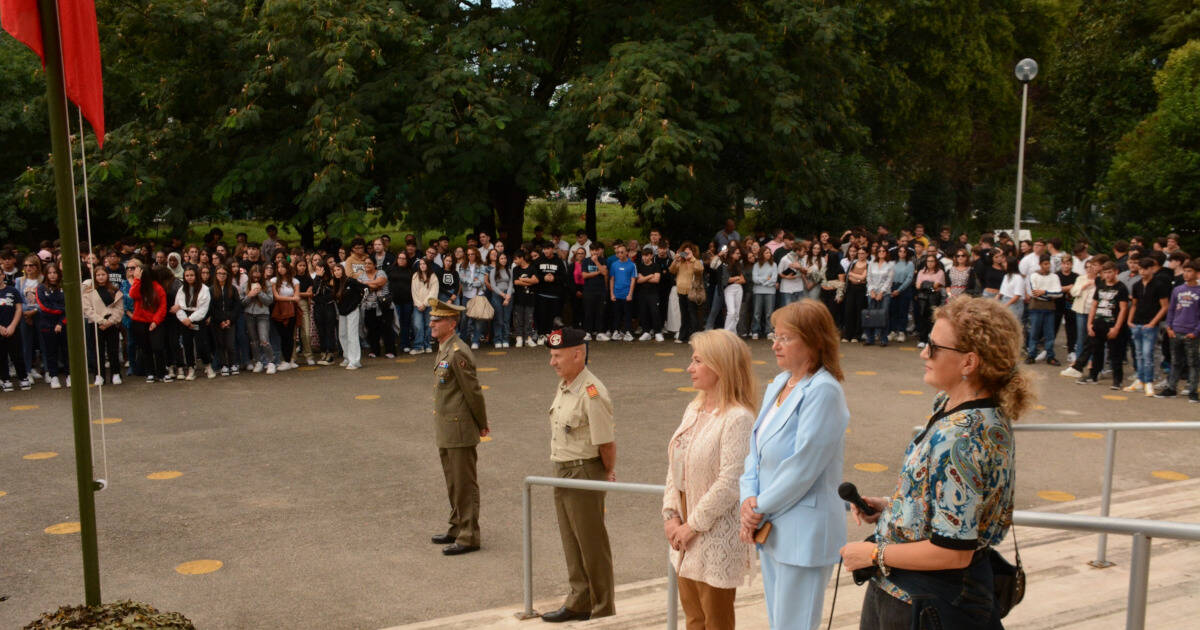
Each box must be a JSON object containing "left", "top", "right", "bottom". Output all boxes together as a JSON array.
[{"left": 555, "top": 457, "right": 600, "bottom": 469}]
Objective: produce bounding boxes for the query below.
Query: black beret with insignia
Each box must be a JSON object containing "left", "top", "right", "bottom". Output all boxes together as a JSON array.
[{"left": 546, "top": 327, "right": 586, "bottom": 349}]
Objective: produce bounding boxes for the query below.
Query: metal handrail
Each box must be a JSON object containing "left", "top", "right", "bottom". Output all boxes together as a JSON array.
[
  {"left": 519, "top": 475, "right": 1200, "bottom": 630},
  {"left": 914, "top": 421, "right": 1200, "bottom": 567}
]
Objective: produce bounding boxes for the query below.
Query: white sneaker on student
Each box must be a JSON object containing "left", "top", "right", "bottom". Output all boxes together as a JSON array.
[
  {"left": 655, "top": 333, "right": 664, "bottom": 342},
  {"left": 515, "top": 336, "right": 524, "bottom": 348},
  {"left": 65, "top": 375, "right": 71, "bottom": 388},
  {"left": 1060, "top": 366, "right": 1082, "bottom": 378},
  {"left": 583, "top": 333, "right": 593, "bottom": 341},
  {"left": 220, "top": 367, "right": 230, "bottom": 377},
  {"left": 596, "top": 333, "right": 611, "bottom": 342},
  {"left": 185, "top": 367, "right": 196, "bottom": 381},
  {"left": 307, "top": 357, "right": 316, "bottom": 366},
  {"left": 277, "top": 362, "right": 292, "bottom": 372},
  {"left": 1036, "top": 350, "right": 1047, "bottom": 362},
  {"left": 424, "top": 348, "right": 432, "bottom": 353},
  {"left": 206, "top": 365, "right": 217, "bottom": 379},
  {"left": 896, "top": 332, "right": 906, "bottom": 343},
  {"left": 253, "top": 362, "right": 264, "bottom": 373},
  {"left": 266, "top": 363, "right": 277, "bottom": 375},
  {"left": 111, "top": 374, "right": 122, "bottom": 385},
  {"left": 1122, "top": 379, "right": 1143, "bottom": 392},
  {"left": 471, "top": 342, "right": 479, "bottom": 350},
  {"left": 624, "top": 332, "right": 634, "bottom": 342},
  {"left": 638, "top": 332, "right": 652, "bottom": 341},
  {"left": 50, "top": 376, "right": 62, "bottom": 389},
  {"left": 339, "top": 359, "right": 349, "bottom": 367},
  {"left": 146, "top": 375, "right": 156, "bottom": 383},
  {"left": 93, "top": 375, "right": 104, "bottom": 387},
  {"left": 346, "top": 363, "right": 361, "bottom": 370}
]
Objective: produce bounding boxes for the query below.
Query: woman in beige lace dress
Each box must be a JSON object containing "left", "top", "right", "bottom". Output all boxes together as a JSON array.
[{"left": 662, "top": 329, "right": 757, "bottom": 629}]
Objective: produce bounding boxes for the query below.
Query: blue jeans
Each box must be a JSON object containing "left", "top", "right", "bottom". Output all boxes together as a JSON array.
[
  {"left": 778, "top": 291, "right": 802, "bottom": 307},
  {"left": 751, "top": 293, "right": 775, "bottom": 336},
  {"left": 490, "top": 294, "right": 512, "bottom": 344},
  {"left": 865, "top": 295, "right": 890, "bottom": 344},
  {"left": 1027, "top": 308, "right": 1057, "bottom": 360},
  {"left": 1074, "top": 312, "right": 1090, "bottom": 357},
  {"left": 394, "top": 302, "right": 413, "bottom": 350},
  {"left": 888, "top": 286, "right": 913, "bottom": 333},
  {"left": 411, "top": 307, "right": 431, "bottom": 351},
  {"left": 1130, "top": 324, "right": 1159, "bottom": 384}
]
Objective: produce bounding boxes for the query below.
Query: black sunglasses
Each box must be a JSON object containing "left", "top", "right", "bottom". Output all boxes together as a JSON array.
[{"left": 926, "top": 341, "right": 968, "bottom": 359}]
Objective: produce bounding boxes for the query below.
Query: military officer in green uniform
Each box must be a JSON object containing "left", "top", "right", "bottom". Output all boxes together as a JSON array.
[
  {"left": 428, "top": 298, "right": 488, "bottom": 556},
  {"left": 541, "top": 327, "right": 616, "bottom": 622}
]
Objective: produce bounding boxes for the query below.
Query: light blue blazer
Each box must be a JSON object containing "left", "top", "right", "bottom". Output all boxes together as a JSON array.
[{"left": 739, "top": 368, "right": 849, "bottom": 567}]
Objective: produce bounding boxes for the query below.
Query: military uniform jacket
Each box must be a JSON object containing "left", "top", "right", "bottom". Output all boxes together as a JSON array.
[
  {"left": 549, "top": 367, "right": 615, "bottom": 462},
  {"left": 433, "top": 334, "right": 488, "bottom": 448}
]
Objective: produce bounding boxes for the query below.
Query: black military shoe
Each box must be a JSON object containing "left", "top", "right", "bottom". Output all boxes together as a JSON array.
[
  {"left": 431, "top": 533, "right": 455, "bottom": 544},
  {"left": 540, "top": 607, "right": 590, "bottom": 623},
  {"left": 441, "top": 543, "right": 480, "bottom": 556}
]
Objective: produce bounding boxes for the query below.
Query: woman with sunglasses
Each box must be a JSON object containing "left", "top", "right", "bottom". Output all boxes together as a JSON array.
[
  {"left": 841, "top": 297, "right": 1028, "bottom": 629},
  {"left": 946, "top": 249, "right": 977, "bottom": 299}
]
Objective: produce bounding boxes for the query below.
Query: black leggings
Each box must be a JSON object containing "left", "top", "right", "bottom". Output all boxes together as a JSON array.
[
  {"left": 132, "top": 320, "right": 166, "bottom": 379},
  {"left": 676, "top": 292, "right": 698, "bottom": 342},
  {"left": 88, "top": 324, "right": 121, "bottom": 379},
  {"left": 271, "top": 317, "right": 296, "bottom": 364},
  {"left": 212, "top": 322, "right": 236, "bottom": 369},
  {"left": 314, "top": 303, "right": 338, "bottom": 353},
  {"left": 180, "top": 322, "right": 212, "bottom": 366},
  {"left": 364, "top": 306, "right": 396, "bottom": 356},
  {"left": 843, "top": 283, "right": 868, "bottom": 340}
]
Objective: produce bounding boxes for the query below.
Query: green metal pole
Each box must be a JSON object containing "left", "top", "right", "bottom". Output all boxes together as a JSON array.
[{"left": 36, "top": 0, "right": 102, "bottom": 606}]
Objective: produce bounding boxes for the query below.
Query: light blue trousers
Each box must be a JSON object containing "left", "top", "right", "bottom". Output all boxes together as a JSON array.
[{"left": 759, "top": 553, "right": 835, "bottom": 630}]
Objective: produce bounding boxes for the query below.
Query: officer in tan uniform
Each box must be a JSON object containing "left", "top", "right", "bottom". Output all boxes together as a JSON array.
[
  {"left": 542, "top": 327, "right": 616, "bottom": 622},
  {"left": 428, "top": 298, "right": 488, "bottom": 556}
]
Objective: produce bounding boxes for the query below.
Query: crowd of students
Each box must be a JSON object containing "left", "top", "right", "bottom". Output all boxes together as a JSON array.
[{"left": 0, "top": 222, "right": 1196, "bottom": 402}]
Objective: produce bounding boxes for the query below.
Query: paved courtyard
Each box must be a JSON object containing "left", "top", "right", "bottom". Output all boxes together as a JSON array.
[{"left": 1, "top": 338, "right": 1195, "bottom": 628}]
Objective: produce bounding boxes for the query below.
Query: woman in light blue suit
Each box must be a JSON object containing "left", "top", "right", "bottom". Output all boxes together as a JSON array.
[{"left": 739, "top": 300, "right": 849, "bottom": 629}]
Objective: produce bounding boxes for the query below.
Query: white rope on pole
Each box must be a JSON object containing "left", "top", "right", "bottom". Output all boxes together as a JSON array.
[{"left": 75, "top": 106, "right": 109, "bottom": 487}]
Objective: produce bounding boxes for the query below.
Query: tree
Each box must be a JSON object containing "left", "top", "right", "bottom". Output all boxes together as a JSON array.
[{"left": 1105, "top": 40, "right": 1200, "bottom": 252}]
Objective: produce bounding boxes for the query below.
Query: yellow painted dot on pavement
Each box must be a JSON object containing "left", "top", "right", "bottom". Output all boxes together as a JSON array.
[
  {"left": 375, "top": 375, "right": 399, "bottom": 381},
  {"left": 298, "top": 366, "right": 318, "bottom": 372},
  {"left": 854, "top": 463, "right": 888, "bottom": 473},
  {"left": 1102, "top": 395, "right": 1127, "bottom": 401},
  {"left": 480, "top": 436, "right": 493, "bottom": 443},
  {"left": 655, "top": 352, "right": 674, "bottom": 357},
  {"left": 1152, "top": 470, "right": 1190, "bottom": 481},
  {"left": 663, "top": 368, "right": 685, "bottom": 373},
  {"left": 481, "top": 385, "right": 490, "bottom": 390},
  {"left": 355, "top": 395, "right": 381, "bottom": 401},
  {"left": 845, "top": 428, "right": 851, "bottom": 435},
  {"left": 898, "top": 347, "right": 918, "bottom": 352},
  {"left": 1073, "top": 432, "right": 1104, "bottom": 440},
  {"left": 478, "top": 367, "right": 498, "bottom": 372},
  {"left": 395, "top": 358, "right": 416, "bottom": 364},
  {"left": 176, "top": 560, "right": 223, "bottom": 575},
  {"left": 677, "top": 387, "right": 698, "bottom": 393},
  {"left": 11, "top": 405, "right": 38, "bottom": 411},
  {"left": 1038, "top": 490, "right": 1076, "bottom": 502},
  {"left": 147, "top": 471, "right": 183, "bottom": 480},
  {"left": 92, "top": 417, "right": 122, "bottom": 425},
  {"left": 752, "top": 360, "right": 767, "bottom": 365},
  {"left": 855, "top": 371, "right": 877, "bottom": 376},
  {"left": 898, "top": 390, "right": 923, "bottom": 396},
  {"left": 45, "top": 522, "right": 81, "bottom": 535},
  {"left": 487, "top": 351, "right": 506, "bottom": 356},
  {"left": 24, "top": 452, "right": 58, "bottom": 460},
  {"left": 0, "top": 490, "right": 7, "bottom": 498},
  {"left": 1057, "top": 409, "right": 1081, "bottom": 416}
]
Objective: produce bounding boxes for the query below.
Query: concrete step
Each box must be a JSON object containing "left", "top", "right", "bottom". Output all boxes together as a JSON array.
[{"left": 383, "top": 479, "right": 1200, "bottom": 630}]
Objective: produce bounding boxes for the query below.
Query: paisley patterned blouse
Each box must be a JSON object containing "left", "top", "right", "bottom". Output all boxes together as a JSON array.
[{"left": 873, "top": 393, "right": 1015, "bottom": 602}]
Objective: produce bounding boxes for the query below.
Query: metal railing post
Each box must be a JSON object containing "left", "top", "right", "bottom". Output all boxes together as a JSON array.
[
  {"left": 516, "top": 480, "right": 539, "bottom": 620},
  {"left": 1091, "top": 430, "right": 1118, "bottom": 568},
  {"left": 1126, "top": 533, "right": 1151, "bottom": 630},
  {"left": 666, "top": 555, "right": 678, "bottom": 630}
]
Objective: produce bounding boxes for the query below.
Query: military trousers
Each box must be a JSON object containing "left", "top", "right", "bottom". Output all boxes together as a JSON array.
[
  {"left": 439, "top": 446, "right": 480, "bottom": 547},
  {"left": 553, "top": 457, "right": 615, "bottom": 617}
]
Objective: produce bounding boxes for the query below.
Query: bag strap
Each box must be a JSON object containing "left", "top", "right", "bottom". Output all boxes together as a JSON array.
[{"left": 1011, "top": 524, "right": 1022, "bottom": 569}]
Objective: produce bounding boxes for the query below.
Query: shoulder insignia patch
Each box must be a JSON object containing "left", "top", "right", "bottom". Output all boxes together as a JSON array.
[
  {"left": 586, "top": 384, "right": 599, "bottom": 399},
  {"left": 459, "top": 359, "right": 467, "bottom": 368}
]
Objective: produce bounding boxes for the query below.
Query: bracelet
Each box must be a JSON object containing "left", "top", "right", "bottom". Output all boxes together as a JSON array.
[{"left": 877, "top": 540, "right": 891, "bottom": 577}]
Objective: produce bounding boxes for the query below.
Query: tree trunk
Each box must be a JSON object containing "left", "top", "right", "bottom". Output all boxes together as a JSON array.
[
  {"left": 584, "top": 183, "right": 598, "bottom": 242},
  {"left": 490, "top": 179, "right": 527, "bottom": 251},
  {"left": 299, "top": 219, "right": 315, "bottom": 250},
  {"left": 953, "top": 178, "right": 972, "bottom": 228}
]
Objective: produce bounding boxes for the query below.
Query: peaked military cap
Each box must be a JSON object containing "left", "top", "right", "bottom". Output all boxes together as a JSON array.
[{"left": 429, "top": 297, "right": 466, "bottom": 319}]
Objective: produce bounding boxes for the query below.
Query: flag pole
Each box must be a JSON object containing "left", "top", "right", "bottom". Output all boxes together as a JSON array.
[{"left": 36, "top": 0, "right": 102, "bottom": 605}]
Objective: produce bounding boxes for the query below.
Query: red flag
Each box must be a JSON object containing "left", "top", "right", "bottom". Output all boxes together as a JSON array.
[{"left": 1, "top": 0, "right": 105, "bottom": 147}]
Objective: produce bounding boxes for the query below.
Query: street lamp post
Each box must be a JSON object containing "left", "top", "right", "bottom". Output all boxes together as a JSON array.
[{"left": 1013, "top": 58, "right": 1038, "bottom": 242}]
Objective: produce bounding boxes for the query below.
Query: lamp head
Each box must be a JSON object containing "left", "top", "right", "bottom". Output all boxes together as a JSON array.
[{"left": 1015, "top": 58, "right": 1038, "bottom": 83}]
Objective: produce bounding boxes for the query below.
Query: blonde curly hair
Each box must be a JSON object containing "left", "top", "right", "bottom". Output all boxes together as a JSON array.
[{"left": 934, "top": 297, "right": 1034, "bottom": 421}]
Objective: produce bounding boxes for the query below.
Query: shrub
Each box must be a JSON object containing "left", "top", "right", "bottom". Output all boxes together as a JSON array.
[
  {"left": 526, "top": 200, "right": 576, "bottom": 237},
  {"left": 25, "top": 601, "right": 195, "bottom": 630}
]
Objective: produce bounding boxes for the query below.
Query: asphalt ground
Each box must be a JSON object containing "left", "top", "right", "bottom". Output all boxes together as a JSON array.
[{"left": 1, "top": 335, "right": 1196, "bottom": 629}]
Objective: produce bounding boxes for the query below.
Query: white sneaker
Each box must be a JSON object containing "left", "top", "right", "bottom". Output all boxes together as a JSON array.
[
  {"left": 112, "top": 374, "right": 122, "bottom": 385},
  {"left": 339, "top": 359, "right": 349, "bottom": 367},
  {"left": 1036, "top": 350, "right": 1047, "bottom": 362},
  {"left": 346, "top": 363, "right": 361, "bottom": 370},
  {"left": 185, "top": 367, "right": 196, "bottom": 381},
  {"left": 94, "top": 375, "right": 104, "bottom": 387},
  {"left": 1067, "top": 352, "right": 1077, "bottom": 364},
  {"left": 177, "top": 367, "right": 188, "bottom": 380},
  {"left": 266, "top": 363, "right": 277, "bottom": 375},
  {"left": 289, "top": 361, "right": 300, "bottom": 369},
  {"left": 767, "top": 332, "right": 776, "bottom": 340},
  {"left": 655, "top": 333, "right": 664, "bottom": 342},
  {"left": 1060, "top": 366, "right": 1082, "bottom": 378},
  {"left": 1145, "top": 383, "right": 1155, "bottom": 397},
  {"left": 624, "top": 332, "right": 634, "bottom": 342},
  {"left": 897, "top": 332, "right": 906, "bottom": 343},
  {"left": 751, "top": 334, "right": 759, "bottom": 340},
  {"left": 593, "top": 333, "right": 608, "bottom": 341},
  {"left": 583, "top": 333, "right": 593, "bottom": 341},
  {"left": 638, "top": 332, "right": 652, "bottom": 341},
  {"left": 471, "top": 343, "right": 479, "bottom": 350},
  {"left": 205, "top": 365, "right": 216, "bottom": 379},
  {"left": 307, "top": 357, "right": 316, "bottom": 366},
  {"left": 1122, "top": 379, "right": 1143, "bottom": 392},
  {"left": 888, "top": 331, "right": 897, "bottom": 341},
  {"left": 29, "top": 368, "right": 42, "bottom": 381},
  {"left": 277, "top": 362, "right": 291, "bottom": 372},
  {"left": 66, "top": 375, "right": 71, "bottom": 388},
  {"left": 220, "top": 367, "right": 230, "bottom": 377},
  {"left": 515, "top": 337, "right": 524, "bottom": 348},
  {"left": 50, "top": 376, "right": 62, "bottom": 389},
  {"left": 917, "top": 342, "right": 927, "bottom": 349},
  {"left": 424, "top": 348, "right": 432, "bottom": 353},
  {"left": 385, "top": 353, "right": 396, "bottom": 359},
  {"left": 146, "top": 375, "right": 156, "bottom": 383},
  {"left": 231, "top": 366, "right": 240, "bottom": 375},
  {"left": 253, "top": 362, "right": 264, "bottom": 373}
]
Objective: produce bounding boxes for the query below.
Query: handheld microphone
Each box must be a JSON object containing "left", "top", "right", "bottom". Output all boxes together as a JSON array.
[{"left": 838, "top": 482, "right": 878, "bottom": 516}]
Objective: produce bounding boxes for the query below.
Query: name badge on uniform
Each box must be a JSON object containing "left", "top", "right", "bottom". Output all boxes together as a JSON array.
[{"left": 586, "top": 384, "right": 599, "bottom": 399}]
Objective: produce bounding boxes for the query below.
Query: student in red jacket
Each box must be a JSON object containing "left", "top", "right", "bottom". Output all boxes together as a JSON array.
[{"left": 128, "top": 260, "right": 170, "bottom": 383}]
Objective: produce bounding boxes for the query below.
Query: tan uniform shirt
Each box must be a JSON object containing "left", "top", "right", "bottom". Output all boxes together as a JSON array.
[{"left": 549, "top": 367, "right": 615, "bottom": 462}]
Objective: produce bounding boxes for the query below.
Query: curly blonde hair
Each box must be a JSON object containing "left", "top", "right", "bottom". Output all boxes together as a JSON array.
[{"left": 934, "top": 297, "right": 1034, "bottom": 421}]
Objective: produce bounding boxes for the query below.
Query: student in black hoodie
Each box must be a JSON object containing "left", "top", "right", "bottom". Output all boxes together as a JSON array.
[{"left": 209, "top": 265, "right": 242, "bottom": 376}]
